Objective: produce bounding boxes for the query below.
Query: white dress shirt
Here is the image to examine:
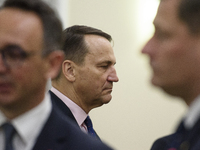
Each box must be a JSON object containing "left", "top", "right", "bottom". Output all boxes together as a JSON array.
[
  {"left": 0, "top": 93, "right": 52, "bottom": 150},
  {"left": 51, "top": 87, "right": 88, "bottom": 133},
  {"left": 184, "top": 95, "right": 200, "bottom": 129}
]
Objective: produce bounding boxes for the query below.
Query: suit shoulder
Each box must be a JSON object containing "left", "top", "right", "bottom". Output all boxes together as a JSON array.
[{"left": 33, "top": 104, "right": 114, "bottom": 150}]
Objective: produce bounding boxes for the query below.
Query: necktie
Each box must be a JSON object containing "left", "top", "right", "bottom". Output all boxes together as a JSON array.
[
  {"left": 2, "top": 122, "right": 16, "bottom": 150},
  {"left": 84, "top": 116, "right": 97, "bottom": 138}
]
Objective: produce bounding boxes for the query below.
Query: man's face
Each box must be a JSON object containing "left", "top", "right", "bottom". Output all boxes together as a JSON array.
[
  {"left": 0, "top": 8, "right": 49, "bottom": 113},
  {"left": 74, "top": 35, "right": 119, "bottom": 111},
  {"left": 142, "top": 0, "right": 200, "bottom": 98}
]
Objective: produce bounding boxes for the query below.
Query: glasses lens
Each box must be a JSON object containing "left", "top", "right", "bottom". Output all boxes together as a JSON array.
[{"left": 3, "top": 45, "right": 27, "bottom": 67}]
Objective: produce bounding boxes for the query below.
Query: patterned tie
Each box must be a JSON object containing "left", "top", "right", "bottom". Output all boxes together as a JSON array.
[
  {"left": 84, "top": 116, "right": 97, "bottom": 138},
  {"left": 2, "top": 122, "right": 16, "bottom": 150}
]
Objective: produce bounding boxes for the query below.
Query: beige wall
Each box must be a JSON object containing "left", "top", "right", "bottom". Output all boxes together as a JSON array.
[{"left": 56, "top": 0, "right": 187, "bottom": 149}]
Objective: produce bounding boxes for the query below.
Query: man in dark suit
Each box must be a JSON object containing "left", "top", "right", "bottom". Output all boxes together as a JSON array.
[
  {"left": 0, "top": 0, "right": 113, "bottom": 149},
  {"left": 142, "top": 0, "right": 200, "bottom": 149},
  {"left": 50, "top": 25, "right": 119, "bottom": 139},
  {"left": 32, "top": 103, "right": 113, "bottom": 150}
]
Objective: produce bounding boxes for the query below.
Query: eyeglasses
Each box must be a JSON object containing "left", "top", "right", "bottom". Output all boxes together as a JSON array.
[{"left": 0, "top": 45, "right": 36, "bottom": 68}]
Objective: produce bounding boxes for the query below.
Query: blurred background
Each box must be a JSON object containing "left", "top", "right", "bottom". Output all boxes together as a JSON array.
[{"left": 0, "top": 0, "right": 187, "bottom": 149}]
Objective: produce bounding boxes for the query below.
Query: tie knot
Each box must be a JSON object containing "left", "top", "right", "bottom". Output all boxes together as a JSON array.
[
  {"left": 84, "top": 116, "right": 98, "bottom": 138},
  {"left": 84, "top": 116, "right": 93, "bottom": 128}
]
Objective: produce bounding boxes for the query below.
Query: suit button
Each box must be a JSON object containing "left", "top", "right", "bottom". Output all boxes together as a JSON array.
[{"left": 180, "top": 141, "right": 189, "bottom": 150}]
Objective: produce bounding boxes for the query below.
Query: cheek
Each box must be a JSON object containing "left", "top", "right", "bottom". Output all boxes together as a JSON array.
[
  {"left": 160, "top": 38, "right": 192, "bottom": 65},
  {"left": 79, "top": 68, "right": 98, "bottom": 81},
  {"left": 161, "top": 41, "right": 198, "bottom": 80},
  {"left": 171, "top": 40, "right": 197, "bottom": 66},
  {"left": 14, "top": 61, "right": 46, "bottom": 88},
  {"left": 78, "top": 67, "right": 107, "bottom": 88},
  {"left": 12, "top": 65, "right": 32, "bottom": 82}
]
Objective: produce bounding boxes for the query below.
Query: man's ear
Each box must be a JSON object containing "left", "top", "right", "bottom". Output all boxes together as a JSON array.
[
  {"left": 62, "top": 60, "right": 76, "bottom": 82},
  {"left": 45, "top": 50, "right": 64, "bottom": 79}
]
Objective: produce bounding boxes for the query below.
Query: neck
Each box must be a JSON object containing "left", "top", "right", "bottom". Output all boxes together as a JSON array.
[
  {"left": 0, "top": 91, "right": 45, "bottom": 120},
  {"left": 52, "top": 83, "right": 92, "bottom": 113}
]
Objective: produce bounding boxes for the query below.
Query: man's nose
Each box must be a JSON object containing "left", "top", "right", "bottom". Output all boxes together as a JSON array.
[
  {"left": 0, "top": 53, "right": 8, "bottom": 72},
  {"left": 108, "top": 67, "right": 119, "bottom": 82},
  {"left": 141, "top": 37, "right": 156, "bottom": 56}
]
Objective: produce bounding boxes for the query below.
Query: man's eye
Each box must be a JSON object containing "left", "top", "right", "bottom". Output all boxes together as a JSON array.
[
  {"left": 5, "top": 49, "right": 26, "bottom": 60},
  {"left": 101, "top": 65, "right": 109, "bottom": 68},
  {"left": 154, "top": 30, "right": 170, "bottom": 40}
]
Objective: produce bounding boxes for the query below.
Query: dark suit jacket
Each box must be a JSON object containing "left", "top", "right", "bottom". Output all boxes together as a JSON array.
[
  {"left": 49, "top": 90, "right": 101, "bottom": 139},
  {"left": 150, "top": 118, "right": 200, "bottom": 150},
  {"left": 49, "top": 90, "right": 77, "bottom": 125},
  {"left": 32, "top": 99, "right": 113, "bottom": 150}
]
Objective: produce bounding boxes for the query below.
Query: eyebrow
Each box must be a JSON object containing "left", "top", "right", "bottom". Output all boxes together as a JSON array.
[{"left": 98, "top": 60, "right": 116, "bottom": 65}]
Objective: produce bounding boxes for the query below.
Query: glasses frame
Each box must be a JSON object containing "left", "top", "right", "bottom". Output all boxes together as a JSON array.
[{"left": 0, "top": 44, "right": 37, "bottom": 68}]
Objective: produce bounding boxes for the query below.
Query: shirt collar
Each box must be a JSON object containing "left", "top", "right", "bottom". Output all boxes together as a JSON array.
[
  {"left": 0, "top": 111, "right": 6, "bottom": 126},
  {"left": 0, "top": 93, "right": 52, "bottom": 145},
  {"left": 184, "top": 95, "right": 200, "bottom": 129},
  {"left": 51, "top": 87, "right": 88, "bottom": 126}
]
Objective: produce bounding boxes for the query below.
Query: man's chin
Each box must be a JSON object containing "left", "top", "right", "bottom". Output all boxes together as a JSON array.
[
  {"left": 151, "top": 77, "right": 159, "bottom": 86},
  {"left": 102, "top": 95, "right": 112, "bottom": 104},
  {"left": 151, "top": 76, "right": 164, "bottom": 87},
  {"left": 0, "top": 97, "right": 16, "bottom": 108}
]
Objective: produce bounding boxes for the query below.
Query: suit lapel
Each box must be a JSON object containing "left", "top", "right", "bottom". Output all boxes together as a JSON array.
[
  {"left": 181, "top": 118, "right": 200, "bottom": 150},
  {"left": 49, "top": 90, "right": 101, "bottom": 141},
  {"left": 32, "top": 105, "right": 112, "bottom": 150},
  {"left": 32, "top": 106, "right": 69, "bottom": 150},
  {"left": 151, "top": 117, "right": 200, "bottom": 150},
  {"left": 49, "top": 91, "right": 78, "bottom": 125}
]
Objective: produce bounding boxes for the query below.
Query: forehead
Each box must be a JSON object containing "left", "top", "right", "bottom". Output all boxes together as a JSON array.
[
  {"left": 154, "top": 0, "right": 181, "bottom": 30},
  {"left": 84, "top": 34, "right": 116, "bottom": 63},
  {"left": 0, "top": 8, "right": 43, "bottom": 50}
]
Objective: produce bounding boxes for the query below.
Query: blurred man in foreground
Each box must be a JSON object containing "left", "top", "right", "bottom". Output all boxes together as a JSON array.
[
  {"left": 0, "top": 0, "right": 113, "bottom": 149},
  {"left": 142, "top": 0, "right": 200, "bottom": 149}
]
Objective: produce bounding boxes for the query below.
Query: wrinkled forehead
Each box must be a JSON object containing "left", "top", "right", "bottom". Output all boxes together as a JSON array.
[
  {"left": 84, "top": 34, "right": 113, "bottom": 52},
  {"left": 84, "top": 36, "right": 116, "bottom": 65}
]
